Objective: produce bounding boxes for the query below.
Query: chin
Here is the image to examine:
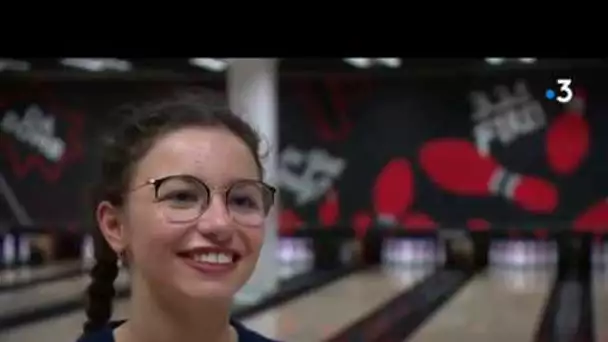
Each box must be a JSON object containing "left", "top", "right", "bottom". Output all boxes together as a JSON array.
[{"left": 179, "top": 280, "right": 240, "bottom": 301}]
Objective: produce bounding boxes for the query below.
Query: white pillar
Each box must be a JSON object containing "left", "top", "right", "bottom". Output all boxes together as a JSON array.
[{"left": 227, "top": 58, "right": 280, "bottom": 303}]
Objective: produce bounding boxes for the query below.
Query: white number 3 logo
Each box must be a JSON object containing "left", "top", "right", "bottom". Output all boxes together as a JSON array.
[{"left": 556, "top": 79, "right": 573, "bottom": 103}]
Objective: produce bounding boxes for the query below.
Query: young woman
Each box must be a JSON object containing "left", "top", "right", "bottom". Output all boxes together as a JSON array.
[{"left": 77, "top": 89, "right": 279, "bottom": 342}]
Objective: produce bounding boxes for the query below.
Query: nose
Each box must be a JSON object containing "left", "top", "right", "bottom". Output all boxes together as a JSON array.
[{"left": 196, "top": 194, "right": 235, "bottom": 240}]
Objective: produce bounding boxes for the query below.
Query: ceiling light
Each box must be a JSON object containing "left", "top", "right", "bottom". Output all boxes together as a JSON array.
[
  {"left": 189, "top": 58, "right": 228, "bottom": 72},
  {"left": 518, "top": 58, "right": 537, "bottom": 64},
  {"left": 344, "top": 58, "right": 402, "bottom": 68},
  {"left": 343, "top": 58, "right": 373, "bottom": 68},
  {"left": 376, "top": 58, "right": 401, "bottom": 68},
  {"left": 60, "top": 58, "right": 131, "bottom": 72},
  {"left": 484, "top": 58, "right": 506, "bottom": 65},
  {"left": 0, "top": 59, "right": 30, "bottom": 71}
]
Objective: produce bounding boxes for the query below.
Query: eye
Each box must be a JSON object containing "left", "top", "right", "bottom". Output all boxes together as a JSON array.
[
  {"left": 229, "top": 194, "right": 260, "bottom": 209},
  {"left": 163, "top": 190, "right": 201, "bottom": 206}
]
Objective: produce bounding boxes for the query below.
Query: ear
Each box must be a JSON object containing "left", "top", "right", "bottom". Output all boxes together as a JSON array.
[{"left": 96, "top": 200, "right": 128, "bottom": 254}]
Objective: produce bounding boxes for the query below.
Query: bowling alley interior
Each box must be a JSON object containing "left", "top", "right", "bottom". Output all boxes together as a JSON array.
[{"left": 1, "top": 57, "right": 608, "bottom": 342}]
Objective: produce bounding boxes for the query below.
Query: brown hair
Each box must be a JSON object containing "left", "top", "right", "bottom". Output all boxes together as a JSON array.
[{"left": 83, "top": 89, "right": 264, "bottom": 334}]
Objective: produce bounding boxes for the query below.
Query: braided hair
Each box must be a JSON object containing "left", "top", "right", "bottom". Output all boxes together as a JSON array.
[{"left": 82, "top": 88, "right": 264, "bottom": 335}]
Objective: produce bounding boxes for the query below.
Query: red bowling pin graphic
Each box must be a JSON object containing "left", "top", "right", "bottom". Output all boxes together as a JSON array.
[
  {"left": 573, "top": 199, "right": 608, "bottom": 233},
  {"left": 533, "top": 228, "right": 549, "bottom": 239},
  {"left": 352, "top": 210, "right": 373, "bottom": 239},
  {"left": 546, "top": 89, "right": 590, "bottom": 176},
  {"left": 372, "top": 158, "right": 414, "bottom": 224},
  {"left": 279, "top": 209, "right": 304, "bottom": 235},
  {"left": 318, "top": 188, "right": 339, "bottom": 228},
  {"left": 419, "top": 138, "right": 558, "bottom": 214},
  {"left": 467, "top": 218, "right": 491, "bottom": 231},
  {"left": 401, "top": 212, "right": 437, "bottom": 231}
]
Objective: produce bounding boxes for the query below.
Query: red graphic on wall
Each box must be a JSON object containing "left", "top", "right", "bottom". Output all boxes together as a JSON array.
[
  {"left": 372, "top": 158, "right": 414, "bottom": 221},
  {"left": 0, "top": 86, "right": 85, "bottom": 183},
  {"left": 351, "top": 210, "right": 372, "bottom": 238},
  {"left": 545, "top": 89, "right": 589, "bottom": 176},
  {"left": 401, "top": 211, "right": 437, "bottom": 231},
  {"left": 318, "top": 188, "right": 339, "bottom": 228},
  {"left": 419, "top": 138, "right": 558, "bottom": 214},
  {"left": 279, "top": 208, "right": 304, "bottom": 235},
  {"left": 296, "top": 76, "right": 373, "bottom": 142},
  {"left": 573, "top": 199, "right": 608, "bottom": 233},
  {"left": 467, "top": 218, "right": 491, "bottom": 231}
]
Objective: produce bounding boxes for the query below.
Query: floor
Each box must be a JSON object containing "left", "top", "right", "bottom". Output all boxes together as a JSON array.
[{"left": 0, "top": 239, "right": 606, "bottom": 342}]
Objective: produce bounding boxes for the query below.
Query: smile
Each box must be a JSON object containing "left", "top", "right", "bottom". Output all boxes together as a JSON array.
[{"left": 177, "top": 247, "right": 242, "bottom": 274}]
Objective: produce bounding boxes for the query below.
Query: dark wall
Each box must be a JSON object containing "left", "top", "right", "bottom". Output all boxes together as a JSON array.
[
  {"left": 1, "top": 69, "right": 607, "bottom": 235},
  {"left": 0, "top": 80, "right": 224, "bottom": 230},
  {"left": 277, "top": 70, "right": 608, "bottom": 235}
]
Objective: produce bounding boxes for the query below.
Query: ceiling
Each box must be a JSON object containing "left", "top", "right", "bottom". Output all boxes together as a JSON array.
[{"left": 0, "top": 58, "right": 604, "bottom": 81}]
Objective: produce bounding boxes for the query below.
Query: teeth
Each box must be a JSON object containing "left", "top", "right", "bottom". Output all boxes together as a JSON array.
[{"left": 193, "top": 252, "right": 233, "bottom": 264}]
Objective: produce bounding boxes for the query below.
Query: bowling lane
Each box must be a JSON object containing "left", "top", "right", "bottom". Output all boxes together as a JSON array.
[
  {"left": 407, "top": 269, "right": 555, "bottom": 342},
  {"left": 0, "top": 269, "right": 130, "bottom": 324},
  {"left": 0, "top": 258, "right": 318, "bottom": 340},
  {"left": 1, "top": 294, "right": 131, "bottom": 342},
  {"left": 594, "top": 271, "right": 608, "bottom": 341},
  {"left": 0, "top": 261, "right": 84, "bottom": 291},
  {"left": 241, "top": 266, "right": 435, "bottom": 341}
]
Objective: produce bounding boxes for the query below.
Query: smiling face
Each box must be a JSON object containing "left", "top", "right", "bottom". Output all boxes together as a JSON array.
[{"left": 99, "top": 126, "right": 270, "bottom": 302}]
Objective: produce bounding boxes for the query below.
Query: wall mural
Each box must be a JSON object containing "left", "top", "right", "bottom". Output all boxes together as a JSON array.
[
  {"left": 278, "top": 71, "right": 608, "bottom": 237},
  {"left": 0, "top": 70, "right": 607, "bottom": 238},
  {"left": 0, "top": 81, "right": 224, "bottom": 230}
]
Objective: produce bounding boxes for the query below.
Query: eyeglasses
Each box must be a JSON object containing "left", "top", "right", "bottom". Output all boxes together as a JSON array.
[{"left": 131, "top": 174, "right": 276, "bottom": 226}]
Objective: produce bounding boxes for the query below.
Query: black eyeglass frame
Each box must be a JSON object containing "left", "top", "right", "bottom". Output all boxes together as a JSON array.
[{"left": 129, "top": 174, "right": 277, "bottom": 221}]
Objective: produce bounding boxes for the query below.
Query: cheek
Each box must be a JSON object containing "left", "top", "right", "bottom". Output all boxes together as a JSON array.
[
  {"left": 127, "top": 205, "right": 183, "bottom": 262},
  {"left": 241, "top": 226, "right": 265, "bottom": 256}
]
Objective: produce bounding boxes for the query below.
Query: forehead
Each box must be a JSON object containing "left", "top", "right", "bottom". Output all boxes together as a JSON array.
[{"left": 132, "top": 126, "right": 259, "bottom": 186}]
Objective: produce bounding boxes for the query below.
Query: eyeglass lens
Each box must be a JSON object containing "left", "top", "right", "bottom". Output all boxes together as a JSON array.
[{"left": 155, "top": 176, "right": 271, "bottom": 226}]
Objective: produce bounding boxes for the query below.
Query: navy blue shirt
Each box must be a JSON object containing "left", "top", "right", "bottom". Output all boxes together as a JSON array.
[{"left": 77, "top": 320, "right": 279, "bottom": 342}]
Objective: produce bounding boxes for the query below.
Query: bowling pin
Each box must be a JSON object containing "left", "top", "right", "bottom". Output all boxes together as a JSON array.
[
  {"left": 82, "top": 234, "right": 95, "bottom": 268},
  {"left": 496, "top": 241, "right": 507, "bottom": 267},
  {"left": 412, "top": 240, "right": 420, "bottom": 265},
  {"left": 392, "top": 239, "right": 401, "bottom": 264},
  {"left": 373, "top": 159, "right": 414, "bottom": 222},
  {"left": 292, "top": 239, "right": 300, "bottom": 262},
  {"left": 546, "top": 91, "right": 589, "bottom": 176},
  {"left": 421, "top": 240, "right": 429, "bottom": 264},
  {"left": 381, "top": 239, "right": 391, "bottom": 264},
  {"left": 318, "top": 189, "right": 339, "bottom": 228},
  {"left": 527, "top": 241, "right": 535, "bottom": 268},
  {"left": 489, "top": 241, "right": 498, "bottom": 265},
  {"left": 549, "top": 241, "right": 558, "bottom": 268},
  {"left": 306, "top": 239, "right": 314, "bottom": 262},
  {"left": 538, "top": 241, "right": 547, "bottom": 267},
  {"left": 403, "top": 240, "right": 414, "bottom": 265},
  {"left": 592, "top": 241, "right": 601, "bottom": 269},
  {"left": 298, "top": 239, "right": 307, "bottom": 262},
  {"left": 284, "top": 239, "right": 292, "bottom": 263},
  {"left": 277, "top": 239, "right": 286, "bottom": 262},
  {"left": 391, "top": 239, "right": 401, "bottom": 264},
  {"left": 603, "top": 242, "right": 608, "bottom": 271},
  {"left": 3, "top": 233, "right": 16, "bottom": 267},
  {"left": 426, "top": 240, "right": 436, "bottom": 266},
  {"left": 499, "top": 241, "right": 509, "bottom": 267},
  {"left": 573, "top": 199, "right": 608, "bottom": 233},
  {"left": 419, "top": 138, "right": 558, "bottom": 214},
  {"left": 295, "top": 239, "right": 303, "bottom": 262},
  {"left": 17, "top": 234, "right": 31, "bottom": 266},
  {"left": 339, "top": 242, "right": 350, "bottom": 264},
  {"left": 388, "top": 239, "right": 398, "bottom": 264},
  {"left": 435, "top": 240, "right": 446, "bottom": 266}
]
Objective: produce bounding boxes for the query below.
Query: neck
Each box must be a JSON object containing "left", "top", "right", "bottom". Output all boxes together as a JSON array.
[{"left": 122, "top": 277, "right": 234, "bottom": 342}]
